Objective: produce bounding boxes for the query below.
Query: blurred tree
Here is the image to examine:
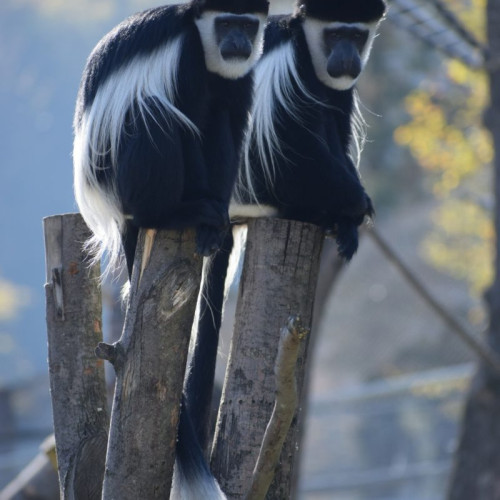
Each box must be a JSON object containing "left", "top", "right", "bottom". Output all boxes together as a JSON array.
[
  {"left": 0, "top": 277, "right": 30, "bottom": 322},
  {"left": 393, "top": 1, "right": 500, "bottom": 494},
  {"left": 394, "top": 0, "right": 493, "bottom": 299},
  {"left": 0, "top": 276, "right": 29, "bottom": 362},
  {"left": 442, "top": 0, "right": 500, "bottom": 496}
]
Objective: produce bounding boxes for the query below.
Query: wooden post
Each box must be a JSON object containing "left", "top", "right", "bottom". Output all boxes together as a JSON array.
[
  {"left": 211, "top": 218, "right": 324, "bottom": 499},
  {"left": 291, "top": 239, "right": 345, "bottom": 497},
  {"left": 99, "top": 228, "right": 202, "bottom": 500},
  {"left": 44, "top": 213, "right": 109, "bottom": 500}
]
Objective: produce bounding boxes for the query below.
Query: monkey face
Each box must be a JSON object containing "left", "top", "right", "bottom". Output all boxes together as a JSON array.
[
  {"left": 215, "top": 14, "right": 261, "bottom": 60},
  {"left": 303, "top": 19, "right": 379, "bottom": 90},
  {"left": 195, "top": 10, "right": 267, "bottom": 79},
  {"left": 323, "top": 26, "right": 368, "bottom": 80}
]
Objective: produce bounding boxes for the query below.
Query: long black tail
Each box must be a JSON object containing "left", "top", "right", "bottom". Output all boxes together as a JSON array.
[
  {"left": 172, "top": 396, "right": 226, "bottom": 499},
  {"left": 184, "top": 228, "right": 234, "bottom": 451},
  {"left": 174, "top": 229, "right": 233, "bottom": 498}
]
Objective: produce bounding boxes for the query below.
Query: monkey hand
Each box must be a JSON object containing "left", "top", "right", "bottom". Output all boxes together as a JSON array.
[
  {"left": 339, "top": 188, "right": 373, "bottom": 222},
  {"left": 332, "top": 193, "right": 374, "bottom": 261},
  {"left": 351, "top": 192, "right": 374, "bottom": 226},
  {"left": 328, "top": 218, "right": 356, "bottom": 261}
]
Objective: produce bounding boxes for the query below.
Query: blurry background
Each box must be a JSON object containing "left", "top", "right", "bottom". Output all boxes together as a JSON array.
[{"left": 0, "top": 0, "right": 493, "bottom": 498}]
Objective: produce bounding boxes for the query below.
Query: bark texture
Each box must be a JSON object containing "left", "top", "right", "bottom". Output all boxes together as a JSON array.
[
  {"left": 447, "top": 2, "right": 500, "bottom": 497},
  {"left": 246, "top": 317, "right": 309, "bottom": 500},
  {"left": 44, "top": 214, "right": 108, "bottom": 500},
  {"left": 211, "top": 218, "right": 324, "bottom": 499},
  {"left": 100, "top": 229, "right": 202, "bottom": 500}
]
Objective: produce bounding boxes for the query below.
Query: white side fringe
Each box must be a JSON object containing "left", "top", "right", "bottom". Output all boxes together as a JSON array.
[
  {"left": 73, "top": 34, "right": 198, "bottom": 275},
  {"left": 238, "top": 41, "right": 314, "bottom": 204},
  {"left": 237, "top": 39, "right": 366, "bottom": 206}
]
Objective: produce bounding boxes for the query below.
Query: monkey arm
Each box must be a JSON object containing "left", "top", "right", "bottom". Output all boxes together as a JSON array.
[{"left": 269, "top": 115, "right": 367, "bottom": 222}]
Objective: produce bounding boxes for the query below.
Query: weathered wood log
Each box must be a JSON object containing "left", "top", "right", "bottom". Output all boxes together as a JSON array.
[
  {"left": 43, "top": 213, "right": 109, "bottom": 500},
  {"left": 289, "top": 238, "right": 346, "bottom": 498},
  {"left": 100, "top": 228, "right": 203, "bottom": 500},
  {"left": 211, "top": 218, "right": 324, "bottom": 499},
  {"left": 246, "top": 316, "right": 309, "bottom": 500}
]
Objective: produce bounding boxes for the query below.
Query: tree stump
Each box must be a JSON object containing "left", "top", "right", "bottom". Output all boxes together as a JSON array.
[
  {"left": 99, "top": 228, "right": 202, "bottom": 500},
  {"left": 44, "top": 213, "right": 109, "bottom": 500},
  {"left": 211, "top": 218, "right": 324, "bottom": 499}
]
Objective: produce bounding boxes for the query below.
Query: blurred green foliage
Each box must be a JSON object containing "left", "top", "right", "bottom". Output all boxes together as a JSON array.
[{"left": 394, "top": 0, "right": 493, "bottom": 295}]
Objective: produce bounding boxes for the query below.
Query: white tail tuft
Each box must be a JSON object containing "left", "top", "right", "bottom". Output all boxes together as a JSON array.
[{"left": 171, "top": 460, "right": 227, "bottom": 500}]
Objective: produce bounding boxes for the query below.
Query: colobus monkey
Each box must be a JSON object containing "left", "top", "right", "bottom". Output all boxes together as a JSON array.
[
  {"left": 74, "top": 0, "right": 269, "bottom": 276},
  {"left": 186, "top": 0, "right": 387, "bottom": 467},
  {"left": 73, "top": 0, "right": 269, "bottom": 498},
  {"left": 234, "top": 0, "right": 387, "bottom": 259}
]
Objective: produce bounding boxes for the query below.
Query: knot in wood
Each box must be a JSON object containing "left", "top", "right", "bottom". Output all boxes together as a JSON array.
[
  {"left": 154, "top": 261, "right": 200, "bottom": 321},
  {"left": 95, "top": 342, "right": 118, "bottom": 365}
]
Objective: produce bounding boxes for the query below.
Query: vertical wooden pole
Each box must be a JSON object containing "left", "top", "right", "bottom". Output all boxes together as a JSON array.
[
  {"left": 100, "top": 228, "right": 202, "bottom": 500},
  {"left": 44, "top": 213, "right": 109, "bottom": 500},
  {"left": 211, "top": 218, "right": 324, "bottom": 499}
]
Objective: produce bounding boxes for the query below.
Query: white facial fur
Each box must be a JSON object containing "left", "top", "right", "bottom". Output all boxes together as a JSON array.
[
  {"left": 302, "top": 19, "right": 380, "bottom": 90},
  {"left": 195, "top": 11, "right": 266, "bottom": 79}
]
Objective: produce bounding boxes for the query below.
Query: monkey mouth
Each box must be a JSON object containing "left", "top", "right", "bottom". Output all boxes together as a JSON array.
[{"left": 220, "top": 47, "right": 252, "bottom": 61}]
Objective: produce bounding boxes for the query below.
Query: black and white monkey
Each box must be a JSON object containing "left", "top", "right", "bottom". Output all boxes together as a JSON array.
[
  {"left": 73, "top": 0, "right": 269, "bottom": 498},
  {"left": 186, "top": 0, "right": 387, "bottom": 471},
  {"left": 234, "top": 0, "right": 387, "bottom": 258},
  {"left": 74, "top": 0, "right": 269, "bottom": 276}
]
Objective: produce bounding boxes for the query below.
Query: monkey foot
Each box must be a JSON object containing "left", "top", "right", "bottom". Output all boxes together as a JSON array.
[{"left": 196, "top": 224, "right": 226, "bottom": 257}]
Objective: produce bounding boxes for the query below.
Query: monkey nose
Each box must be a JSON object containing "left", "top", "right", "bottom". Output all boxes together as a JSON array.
[
  {"left": 220, "top": 38, "right": 252, "bottom": 60},
  {"left": 327, "top": 55, "right": 362, "bottom": 79}
]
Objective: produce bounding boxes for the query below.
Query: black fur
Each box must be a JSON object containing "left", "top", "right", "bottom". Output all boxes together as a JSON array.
[
  {"left": 184, "top": 230, "right": 233, "bottom": 450},
  {"left": 194, "top": 0, "right": 269, "bottom": 15},
  {"left": 76, "top": 6, "right": 185, "bottom": 115},
  {"left": 296, "top": 0, "right": 386, "bottom": 24}
]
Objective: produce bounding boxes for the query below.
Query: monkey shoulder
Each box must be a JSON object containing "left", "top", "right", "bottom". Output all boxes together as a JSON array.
[
  {"left": 262, "top": 14, "right": 295, "bottom": 52},
  {"left": 79, "top": 5, "right": 194, "bottom": 108}
]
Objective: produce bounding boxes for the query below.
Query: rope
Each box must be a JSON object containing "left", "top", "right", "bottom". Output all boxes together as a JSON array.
[
  {"left": 387, "top": 0, "right": 485, "bottom": 69},
  {"left": 367, "top": 228, "right": 500, "bottom": 375}
]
